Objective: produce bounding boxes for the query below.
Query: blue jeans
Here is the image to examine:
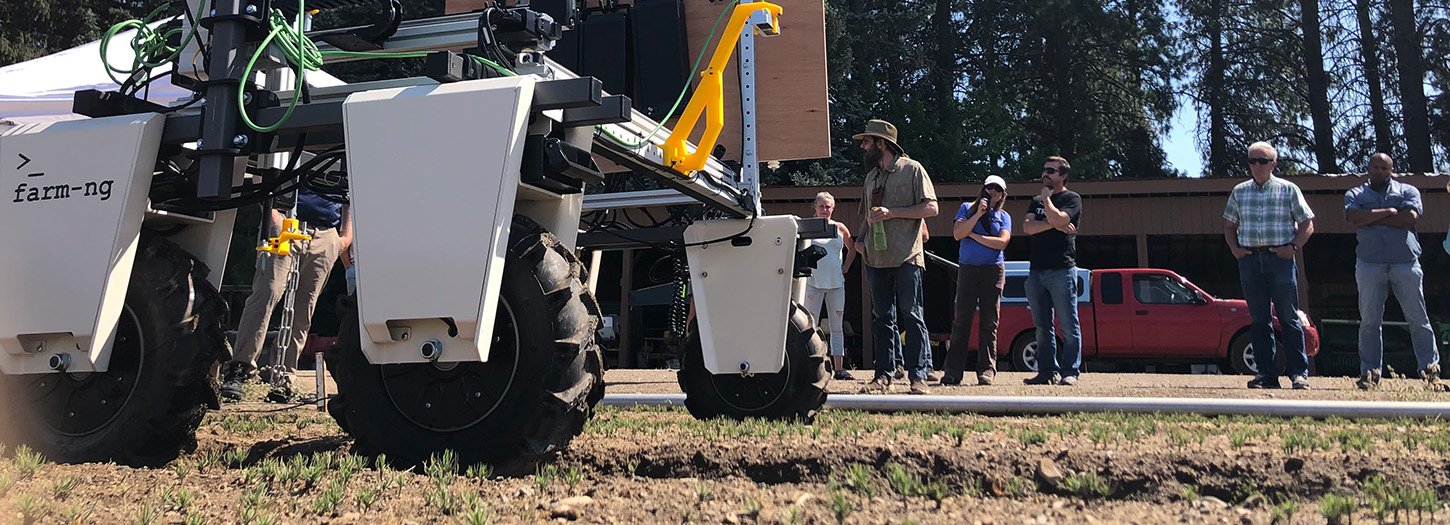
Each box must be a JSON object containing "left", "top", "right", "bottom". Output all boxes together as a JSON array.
[
  {"left": 866, "top": 264, "right": 930, "bottom": 381},
  {"left": 1356, "top": 259, "right": 1439, "bottom": 374},
  {"left": 1238, "top": 253, "right": 1309, "bottom": 378},
  {"left": 892, "top": 304, "right": 931, "bottom": 370},
  {"left": 1025, "top": 268, "right": 1082, "bottom": 378}
]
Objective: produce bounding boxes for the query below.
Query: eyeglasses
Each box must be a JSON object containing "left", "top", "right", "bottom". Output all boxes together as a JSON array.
[
  {"left": 1042, "top": 167, "right": 1061, "bottom": 174},
  {"left": 984, "top": 185, "right": 1004, "bottom": 192},
  {"left": 1248, "top": 158, "right": 1275, "bottom": 165}
]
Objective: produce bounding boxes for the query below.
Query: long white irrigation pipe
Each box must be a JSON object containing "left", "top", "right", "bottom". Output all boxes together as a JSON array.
[{"left": 601, "top": 394, "right": 1450, "bottom": 420}]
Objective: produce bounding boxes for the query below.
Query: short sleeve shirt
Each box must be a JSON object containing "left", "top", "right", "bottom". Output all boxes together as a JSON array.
[
  {"left": 1344, "top": 179, "right": 1423, "bottom": 263},
  {"left": 1223, "top": 176, "right": 1314, "bottom": 248},
  {"left": 1027, "top": 191, "right": 1083, "bottom": 269},
  {"left": 954, "top": 204, "right": 1011, "bottom": 265},
  {"left": 860, "top": 156, "right": 937, "bottom": 268}
]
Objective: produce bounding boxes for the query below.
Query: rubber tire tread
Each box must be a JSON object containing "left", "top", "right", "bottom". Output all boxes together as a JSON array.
[
  {"left": 324, "top": 216, "right": 603, "bottom": 475},
  {"left": 1, "top": 235, "right": 228, "bottom": 467},
  {"left": 677, "top": 301, "right": 829, "bottom": 422}
]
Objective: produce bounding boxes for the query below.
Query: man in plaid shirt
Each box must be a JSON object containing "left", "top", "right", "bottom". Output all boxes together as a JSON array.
[{"left": 1223, "top": 142, "right": 1316, "bottom": 390}]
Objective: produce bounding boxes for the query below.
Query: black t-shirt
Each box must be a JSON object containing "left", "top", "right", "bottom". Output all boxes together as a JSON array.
[{"left": 1027, "top": 190, "right": 1083, "bottom": 269}]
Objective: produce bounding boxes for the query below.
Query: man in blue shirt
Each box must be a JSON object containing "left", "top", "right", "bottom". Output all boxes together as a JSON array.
[
  {"left": 1345, "top": 153, "right": 1440, "bottom": 390},
  {"left": 221, "top": 188, "right": 350, "bottom": 402}
]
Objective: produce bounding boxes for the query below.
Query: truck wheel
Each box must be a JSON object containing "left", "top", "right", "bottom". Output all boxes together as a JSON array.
[
  {"left": 1228, "top": 333, "right": 1288, "bottom": 376},
  {"left": 325, "top": 216, "right": 604, "bottom": 475},
  {"left": 1, "top": 236, "right": 227, "bottom": 466},
  {"left": 1010, "top": 330, "right": 1071, "bottom": 374},
  {"left": 677, "top": 302, "right": 829, "bottom": 423}
]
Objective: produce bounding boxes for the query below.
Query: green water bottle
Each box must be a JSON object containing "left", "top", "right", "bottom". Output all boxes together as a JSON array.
[{"left": 871, "top": 207, "right": 888, "bottom": 251}]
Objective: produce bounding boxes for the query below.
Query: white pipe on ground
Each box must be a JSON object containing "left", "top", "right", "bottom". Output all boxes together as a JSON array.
[{"left": 600, "top": 394, "right": 1450, "bottom": 420}]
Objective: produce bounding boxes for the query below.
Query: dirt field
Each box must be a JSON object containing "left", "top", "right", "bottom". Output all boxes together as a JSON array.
[{"left": 3, "top": 371, "right": 1450, "bottom": 524}]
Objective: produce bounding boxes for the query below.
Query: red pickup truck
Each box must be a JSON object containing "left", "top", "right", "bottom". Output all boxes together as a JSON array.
[{"left": 949, "top": 262, "right": 1320, "bottom": 375}]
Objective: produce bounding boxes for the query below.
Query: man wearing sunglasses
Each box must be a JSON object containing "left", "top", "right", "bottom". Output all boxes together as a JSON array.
[
  {"left": 1022, "top": 156, "right": 1084, "bottom": 386},
  {"left": 1223, "top": 142, "right": 1315, "bottom": 390},
  {"left": 852, "top": 119, "right": 939, "bottom": 395}
]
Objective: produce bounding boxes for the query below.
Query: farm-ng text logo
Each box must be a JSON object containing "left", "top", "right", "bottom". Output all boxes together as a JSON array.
[{"left": 10, "top": 153, "right": 115, "bottom": 203}]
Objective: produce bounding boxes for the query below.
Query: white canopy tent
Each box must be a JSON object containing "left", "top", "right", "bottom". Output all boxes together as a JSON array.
[{"left": 0, "top": 23, "right": 343, "bottom": 128}]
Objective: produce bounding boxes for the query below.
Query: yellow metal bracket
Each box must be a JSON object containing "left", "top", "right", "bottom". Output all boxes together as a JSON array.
[
  {"left": 662, "top": 2, "right": 782, "bottom": 175},
  {"left": 257, "top": 217, "right": 312, "bottom": 256}
]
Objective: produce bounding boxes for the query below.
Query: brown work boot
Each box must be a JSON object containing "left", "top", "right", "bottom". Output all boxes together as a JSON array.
[
  {"left": 894, "top": 366, "right": 907, "bottom": 380},
  {"left": 909, "top": 379, "right": 931, "bottom": 395},
  {"left": 861, "top": 375, "right": 891, "bottom": 394}
]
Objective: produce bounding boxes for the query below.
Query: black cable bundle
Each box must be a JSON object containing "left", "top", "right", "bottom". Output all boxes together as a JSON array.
[{"left": 667, "top": 252, "right": 690, "bottom": 339}]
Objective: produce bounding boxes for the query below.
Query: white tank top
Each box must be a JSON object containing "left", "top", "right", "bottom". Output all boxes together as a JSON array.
[{"left": 807, "top": 223, "right": 846, "bottom": 289}]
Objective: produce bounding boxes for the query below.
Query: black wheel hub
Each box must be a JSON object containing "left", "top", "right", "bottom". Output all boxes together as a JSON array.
[
  {"left": 381, "top": 301, "right": 522, "bottom": 432},
  {"left": 707, "top": 350, "right": 793, "bottom": 413},
  {"left": 19, "top": 307, "right": 144, "bottom": 437}
]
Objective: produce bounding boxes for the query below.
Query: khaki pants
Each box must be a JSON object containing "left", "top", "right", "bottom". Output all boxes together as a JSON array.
[{"left": 232, "top": 227, "right": 343, "bottom": 371}]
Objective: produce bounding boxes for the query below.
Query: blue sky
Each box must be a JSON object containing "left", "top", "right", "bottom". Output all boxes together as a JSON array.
[{"left": 1163, "top": 102, "right": 1204, "bottom": 178}]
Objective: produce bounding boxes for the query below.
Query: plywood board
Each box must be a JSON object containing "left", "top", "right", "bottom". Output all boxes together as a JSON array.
[{"left": 445, "top": 0, "right": 830, "bottom": 163}]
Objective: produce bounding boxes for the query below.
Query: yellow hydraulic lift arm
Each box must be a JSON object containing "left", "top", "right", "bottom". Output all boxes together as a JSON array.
[{"left": 663, "top": 2, "right": 782, "bottom": 176}]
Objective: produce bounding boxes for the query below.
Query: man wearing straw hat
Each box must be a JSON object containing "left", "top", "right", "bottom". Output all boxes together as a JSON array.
[{"left": 852, "top": 119, "right": 939, "bottom": 395}]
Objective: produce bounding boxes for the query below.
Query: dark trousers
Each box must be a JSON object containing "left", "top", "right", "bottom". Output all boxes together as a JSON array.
[
  {"left": 945, "top": 263, "right": 1005, "bottom": 377},
  {"left": 865, "top": 264, "right": 930, "bottom": 381},
  {"left": 1238, "top": 253, "right": 1309, "bottom": 378}
]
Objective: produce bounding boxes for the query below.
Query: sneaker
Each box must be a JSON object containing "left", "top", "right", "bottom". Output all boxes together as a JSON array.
[
  {"left": 940, "top": 373, "right": 963, "bottom": 386},
  {"left": 1059, "top": 375, "right": 1079, "bottom": 386},
  {"left": 1290, "top": 375, "right": 1311, "bottom": 390},
  {"left": 909, "top": 379, "right": 931, "bottom": 395},
  {"left": 833, "top": 369, "right": 854, "bottom": 381},
  {"left": 1247, "top": 376, "right": 1282, "bottom": 389},
  {"left": 861, "top": 376, "right": 891, "bottom": 394},
  {"left": 267, "top": 369, "right": 297, "bottom": 403},
  {"left": 1023, "top": 373, "right": 1060, "bottom": 385},
  {"left": 220, "top": 361, "right": 255, "bottom": 401},
  {"left": 894, "top": 366, "right": 907, "bottom": 380},
  {"left": 977, "top": 371, "right": 995, "bottom": 386},
  {"left": 1356, "top": 370, "right": 1381, "bottom": 391},
  {"left": 927, "top": 370, "right": 944, "bottom": 382}
]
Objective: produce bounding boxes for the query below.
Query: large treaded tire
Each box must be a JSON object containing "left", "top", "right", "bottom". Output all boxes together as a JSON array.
[
  {"left": 677, "top": 301, "right": 829, "bottom": 422},
  {"left": 325, "top": 216, "right": 604, "bottom": 475},
  {"left": 0, "top": 235, "right": 227, "bottom": 467}
]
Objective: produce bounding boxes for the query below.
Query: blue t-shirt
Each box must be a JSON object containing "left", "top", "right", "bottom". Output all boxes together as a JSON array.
[
  {"left": 293, "top": 188, "right": 342, "bottom": 229},
  {"left": 954, "top": 203, "right": 1010, "bottom": 265}
]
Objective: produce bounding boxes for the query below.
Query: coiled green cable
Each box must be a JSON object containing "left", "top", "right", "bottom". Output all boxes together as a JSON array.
[
  {"left": 238, "top": 0, "right": 323, "bottom": 132},
  {"left": 597, "top": 0, "right": 741, "bottom": 148},
  {"left": 100, "top": 0, "right": 209, "bottom": 88}
]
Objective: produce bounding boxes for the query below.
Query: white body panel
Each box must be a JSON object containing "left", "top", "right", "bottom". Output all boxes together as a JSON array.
[
  {"left": 343, "top": 76, "right": 536, "bottom": 365},
  {"left": 685, "top": 216, "right": 801, "bottom": 375},
  {"left": 0, "top": 114, "right": 163, "bottom": 374}
]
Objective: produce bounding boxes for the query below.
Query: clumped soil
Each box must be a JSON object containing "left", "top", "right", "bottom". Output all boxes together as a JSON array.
[{"left": 4, "top": 398, "right": 1450, "bottom": 524}]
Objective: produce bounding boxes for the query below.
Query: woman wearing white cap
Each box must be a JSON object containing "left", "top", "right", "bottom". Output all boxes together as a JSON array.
[
  {"left": 942, "top": 176, "right": 1012, "bottom": 385},
  {"left": 805, "top": 191, "right": 856, "bottom": 380}
]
